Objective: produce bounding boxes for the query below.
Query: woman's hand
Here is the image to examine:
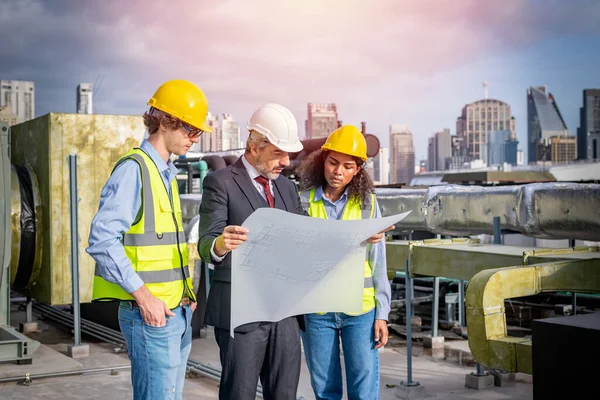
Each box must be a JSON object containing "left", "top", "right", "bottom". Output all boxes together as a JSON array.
[{"left": 366, "top": 225, "right": 395, "bottom": 244}]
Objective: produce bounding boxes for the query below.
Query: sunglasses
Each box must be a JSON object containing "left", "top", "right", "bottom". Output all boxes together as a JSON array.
[{"left": 180, "top": 122, "right": 203, "bottom": 139}]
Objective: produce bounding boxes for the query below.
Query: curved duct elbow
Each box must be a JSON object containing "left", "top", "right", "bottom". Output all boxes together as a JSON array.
[{"left": 10, "top": 165, "right": 43, "bottom": 293}]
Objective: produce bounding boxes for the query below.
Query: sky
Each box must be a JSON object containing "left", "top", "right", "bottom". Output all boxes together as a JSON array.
[{"left": 1, "top": 0, "right": 600, "bottom": 164}]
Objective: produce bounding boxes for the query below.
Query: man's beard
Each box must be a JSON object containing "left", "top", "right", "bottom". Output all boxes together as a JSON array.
[{"left": 255, "top": 157, "right": 281, "bottom": 180}]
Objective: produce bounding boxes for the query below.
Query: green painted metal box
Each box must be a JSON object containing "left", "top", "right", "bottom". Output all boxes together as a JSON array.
[{"left": 10, "top": 113, "right": 145, "bottom": 305}]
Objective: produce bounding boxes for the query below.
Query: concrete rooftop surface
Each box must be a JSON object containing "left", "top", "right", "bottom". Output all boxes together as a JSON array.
[{"left": 0, "top": 305, "right": 533, "bottom": 400}]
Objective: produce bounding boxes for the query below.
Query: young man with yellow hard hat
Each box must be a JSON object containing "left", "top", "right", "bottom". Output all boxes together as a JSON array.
[
  {"left": 296, "top": 125, "right": 392, "bottom": 400},
  {"left": 87, "top": 80, "right": 211, "bottom": 399}
]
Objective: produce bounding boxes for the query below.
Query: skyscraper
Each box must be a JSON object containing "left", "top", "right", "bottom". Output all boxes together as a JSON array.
[
  {"left": 0, "top": 106, "right": 17, "bottom": 126},
  {"left": 527, "top": 85, "right": 569, "bottom": 163},
  {"left": 445, "top": 135, "right": 471, "bottom": 170},
  {"left": 305, "top": 103, "right": 338, "bottom": 139},
  {"left": 193, "top": 112, "right": 240, "bottom": 152},
  {"left": 488, "top": 130, "right": 518, "bottom": 166},
  {"left": 221, "top": 113, "right": 241, "bottom": 150},
  {"left": 0, "top": 79, "right": 34, "bottom": 124},
  {"left": 389, "top": 124, "right": 415, "bottom": 185},
  {"left": 550, "top": 136, "right": 577, "bottom": 163},
  {"left": 372, "top": 147, "right": 390, "bottom": 185},
  {"left": 77, "top": 83, "right": 93, "bottom": 114},
  {"left": 195, "top": 112, "right": 221, "bottom": 152},
  {"left": 456, "top": 99, "right": 516, "bottom": 164},
  {"left": 427, "top": 129, "right": 451, "bottom": 171},
  {"left": 577, "top": 89, "right": 600, "bottom": 160}
]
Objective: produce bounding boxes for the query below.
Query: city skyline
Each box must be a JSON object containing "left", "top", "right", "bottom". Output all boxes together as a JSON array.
[{"left": 1, "top": 0, "right": 599, "bottom": 164}]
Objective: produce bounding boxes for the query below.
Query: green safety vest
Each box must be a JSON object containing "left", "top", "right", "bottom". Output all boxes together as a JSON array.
[
  {"left": 299, "top": 187, "right": 376, "bottom": 315},
  {"left": 92, "top": 149, "right": 195, "bottom": 309}
]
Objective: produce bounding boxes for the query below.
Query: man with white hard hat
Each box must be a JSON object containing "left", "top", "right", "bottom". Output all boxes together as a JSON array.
[{"left": 198, "top": 103, "right": 305, "bottom": 399}]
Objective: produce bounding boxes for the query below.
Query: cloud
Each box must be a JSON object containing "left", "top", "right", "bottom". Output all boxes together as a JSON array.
[{"left": 1, "top": 0, "right": 599, "bottom": 159}]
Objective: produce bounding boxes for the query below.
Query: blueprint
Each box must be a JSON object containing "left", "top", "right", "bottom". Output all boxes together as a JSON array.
[{"left": 230, "top": 208, "right": 411, "bottom": 336}]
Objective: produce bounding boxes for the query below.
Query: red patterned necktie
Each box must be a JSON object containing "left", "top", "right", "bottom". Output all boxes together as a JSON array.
[{"left": 254, "top": 176, "right": 275, "bottom": 208}]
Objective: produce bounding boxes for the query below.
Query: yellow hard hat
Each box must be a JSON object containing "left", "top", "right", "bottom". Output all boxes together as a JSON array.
[
  {"left": 147, "top": 80, "right": 212, "bottom": 132},
  {"left": 321, "top": 125, "right": 367, "bottom": 161}
]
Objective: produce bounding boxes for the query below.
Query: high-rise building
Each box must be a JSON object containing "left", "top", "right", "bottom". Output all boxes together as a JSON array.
[
  {"left": 456, "top": 98, "right": 516, "bottom": 164},
  {"left": 0, "top": 79, "right": 35, "bottom": 124},
  {"left": 76, "top": 83, "right": 93, "bottom": 114},
  {"left": 427, "top": 129, "right": 451, "bottom": 172},
  {"left": 517, "top": 150, "right": 525, "bottom": 165},
  {"left": 527, "top": 85, "right": 569, "bottom": 163},
  {"left": 194, "top": 112, "right": 221, "bottom": 152},
  {"left": 221, "top": 113, "right": 241, "bottom": 150},
  {"left": 193, "top": 112, "right": 241, "bottom": 152},
  {"left": 389, "top": 124, "right": 415, "bottom": 185},
  {"left": 372, "top": 147, "right": 390, "bottom": 185},
  {"left": 445, "top": 135, "right": 471, "bottom": 170},
  {"left": 550, "top": 136, "right": 577, "bottom": 163},
  {"left": 305, "top": 103, "right": 338, "bottom": 139},
  {"left": 0, "top": 106, "right": 17, "bottom": 126},
  {"left": 577, "top": 89, "right": 600, "bottom": 160},
  {"left": 589, "top": 132, "right": 600, "bottom": 160},
  {"left": 488, "top": 130, "right": 518, "bottom": 166}
]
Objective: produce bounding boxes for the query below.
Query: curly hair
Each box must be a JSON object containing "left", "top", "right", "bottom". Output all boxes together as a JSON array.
[
  {"left": 143, "top": 108, "right": 182, "bottom": 135},
  {"left": 296, "top": 150, "right": 374, "bottom": 207}
]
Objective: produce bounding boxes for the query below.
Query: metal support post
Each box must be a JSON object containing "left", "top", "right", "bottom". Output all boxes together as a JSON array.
[
  {"left": 458, "top": 280, "right": 465, "bottom": 326},
  {"left": 69, "top": 154, "right": 81, "bottom": 346},
  {"left": 67, "top": 154, "right": 88, "bottom": 358},
  {"left": 569, "top": 239, "right": 577, "bottom": 315},
  {"left": 26, "top": 297, "right": 33, "bottom": 323},
  {"left": 493, "top": 216, "right": 502, "bottom": 245},
  {"left": 187, "top": 163, "right": 194, "bottom": 194},
  {"left": 476, "top": 363, "right": 486, "bottom": 376},
  {"left": 432, "top": 277, "right": 439, "bottom": 337},
  {"left": 400, "top": 260, "right": 419, "bottom": 387}
]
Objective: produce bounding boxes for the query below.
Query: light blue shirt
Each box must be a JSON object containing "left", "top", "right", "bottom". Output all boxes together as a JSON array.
[
  {"left": 313, "top": 185, "right": 392, "bottom": 321},
  {"left": 86, "top": 139, "right": 180, "bottom": 293}
]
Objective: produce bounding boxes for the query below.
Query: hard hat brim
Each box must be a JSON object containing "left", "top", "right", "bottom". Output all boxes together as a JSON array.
[
  {"left": 275, "top": 139, "right": 303, "bottom": 153},
  {"left": 195, "top": 121, "right": 212, "bottom": 133}
]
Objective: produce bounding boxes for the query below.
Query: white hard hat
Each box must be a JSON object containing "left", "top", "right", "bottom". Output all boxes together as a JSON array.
[{"left": 246, "top": 103, "right": 303, "bottom": 153}]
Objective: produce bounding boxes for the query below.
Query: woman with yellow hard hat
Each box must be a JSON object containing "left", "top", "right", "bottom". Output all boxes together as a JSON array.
[{"left": 296, "top": 125, "right": 392, "bottom": 400}]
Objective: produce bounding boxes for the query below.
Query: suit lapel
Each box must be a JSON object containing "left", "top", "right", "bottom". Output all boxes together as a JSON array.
[
  {"left": 231, "top": 157, "right": 266, "bottom": 211},
  {"left": 273, "top": 178, "right": 291, "bottom": 211}
]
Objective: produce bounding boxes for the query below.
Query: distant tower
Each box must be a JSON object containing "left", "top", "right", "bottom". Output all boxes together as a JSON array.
[
  {"left": 483, "top": 81, "right": 489, "bottom": 99},
  {"left": 77, "top": 83, "right": 93, "bottom": 114}
]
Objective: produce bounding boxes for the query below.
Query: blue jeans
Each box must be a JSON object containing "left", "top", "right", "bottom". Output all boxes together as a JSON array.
[
  {"left": 118, "top": 302, "right": 193, "bottom": 400},
  {"left": 301, "top": 310, "right": 379, "bottom": 400}
]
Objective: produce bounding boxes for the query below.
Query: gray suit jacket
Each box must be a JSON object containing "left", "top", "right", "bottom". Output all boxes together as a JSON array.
[{"left": 198, "top": 156, "right": 306, "bottom": 333}]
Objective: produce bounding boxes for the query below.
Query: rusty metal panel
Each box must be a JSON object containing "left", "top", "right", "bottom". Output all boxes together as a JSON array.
[{"left": 10, "top": 113, "right": 145, "bottom": 304}]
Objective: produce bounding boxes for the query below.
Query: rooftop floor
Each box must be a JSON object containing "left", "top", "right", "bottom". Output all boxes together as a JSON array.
[{"left": 0, "top": 304, "right": 533, "bottom": 400}]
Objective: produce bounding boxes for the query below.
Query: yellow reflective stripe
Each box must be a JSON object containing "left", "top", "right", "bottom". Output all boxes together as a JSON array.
[
  {"left": 122, "top": 231, "right": 186, "bottom": 246},
  {"left": 121, "top": 153, "right": 155, "bottom": 233}
]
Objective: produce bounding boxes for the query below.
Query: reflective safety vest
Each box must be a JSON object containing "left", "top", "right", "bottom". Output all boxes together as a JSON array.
[
  {"left": 92, "top": 149, "right": 195, "bottom": 309},
  {"left": 299, "top": 187, "right": 376, "bottom": 315}
]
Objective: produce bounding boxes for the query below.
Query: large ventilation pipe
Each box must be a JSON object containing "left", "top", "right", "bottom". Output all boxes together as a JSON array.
[{"left": 10, "top": 165, "right": 43, "bottom": 294}]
